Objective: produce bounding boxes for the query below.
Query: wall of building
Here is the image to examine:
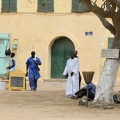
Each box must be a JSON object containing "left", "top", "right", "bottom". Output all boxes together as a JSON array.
[
  {"left": 0, "top": 0, "right": 119, "bottom": 83},
  {"left": 0, "top": 13, "right": 107, "bottom": 83}
]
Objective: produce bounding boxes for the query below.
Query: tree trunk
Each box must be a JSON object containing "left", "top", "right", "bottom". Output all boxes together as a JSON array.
[
  {"left": 92, "top": 59, "right": 120, "bottom": 109},
  {"left": 81, "top": 0, "right": 120, "bottom": 109}
]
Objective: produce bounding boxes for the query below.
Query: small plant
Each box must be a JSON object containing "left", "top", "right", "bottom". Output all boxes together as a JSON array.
[{"left": 4, "top": 71, "right": 10, "bottom": 80}]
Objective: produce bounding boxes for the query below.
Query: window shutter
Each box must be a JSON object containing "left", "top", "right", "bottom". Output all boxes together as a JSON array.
[
  {"left": 2, "top": 0, "right": 9, "bottom": 12},
  {"left": 45, "top": 0, "right": 54, "bottom": 12},
  {"left": 72, "top": 0, "right": 79, "bottom": 12},
  {"left": 10, "top": 0, "right": 17, "bottom": 12},
  {"left": 108, "top": 37, "right": 114, "bottom": 49},
  {"left": 79, "top": 0, "right": 89, "bottom": 12},
  {"left": 79, "top": 1, "right": 86, "bottom": 12},
  {"left": 38, "top": 0, "right": 46, "bottom": 12},
  {"left": 72, "top": 0, "right": 89, "bottom": 12}
]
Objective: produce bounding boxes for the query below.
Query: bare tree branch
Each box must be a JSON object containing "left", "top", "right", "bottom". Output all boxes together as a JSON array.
[
  {"left": 81, "top": 0, "right": 112, "bottom": 18},
  {"left": 79, "top": 0, "right": 117, "bottom": 35},
  {"left": 95, "top": 13, "right": 116, "bottom": 35},
  {"left": 107, "top": 0, "right": 120, "bottom": 9}
]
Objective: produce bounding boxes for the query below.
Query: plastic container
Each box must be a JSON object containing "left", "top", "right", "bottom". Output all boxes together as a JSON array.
[{"left": 0, "top": 81, "right": 5, "bottom": 90}]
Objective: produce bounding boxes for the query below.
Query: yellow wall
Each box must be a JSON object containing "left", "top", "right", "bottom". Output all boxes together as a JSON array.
[
  {"left": 0, "top": 0, "right": 105, "bottom": 13},
  {"left": 0, "top": 0, "right": 119, "bottom": 83},
  {"left": 17, "top": 0, "right": 37, "bottom": 13},
  {"left": 54, "top": 0, "right": 71, "bottom": 13},
  {"left": 0, "top": 13, "right": 105, "bottom": 83}
]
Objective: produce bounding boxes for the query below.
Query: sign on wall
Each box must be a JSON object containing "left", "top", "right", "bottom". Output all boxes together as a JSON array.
[{"left": 101, "top": 49, "right": 119, "bottom": 58}]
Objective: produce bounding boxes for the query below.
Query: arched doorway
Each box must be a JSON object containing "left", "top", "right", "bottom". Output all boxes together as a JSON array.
[{"left": 51, "top": 37, "right": 75, "bottom": 79}]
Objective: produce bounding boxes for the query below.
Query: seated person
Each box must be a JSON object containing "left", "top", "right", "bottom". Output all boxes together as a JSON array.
[
  {"left": 6, "top": 52, "right": 16, "bottom": 72},
  {"left": 75, "top": 82, "right": 96, "bottom": 100}
]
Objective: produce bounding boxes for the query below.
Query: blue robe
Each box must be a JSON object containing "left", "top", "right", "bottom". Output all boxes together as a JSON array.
[
  {"left": 84, "top": 82, "right": 96, "bottom": 95},
  {"left": 26, "top": 57, "right": 41, "bottom": 90}
]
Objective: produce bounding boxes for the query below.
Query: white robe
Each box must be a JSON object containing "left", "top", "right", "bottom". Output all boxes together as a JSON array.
[
  {"left": 63, "top": 57, "right": 79, "bottom": 96},
  {"left": 9, "top": 57, "right": 16, "bottom": 72}
]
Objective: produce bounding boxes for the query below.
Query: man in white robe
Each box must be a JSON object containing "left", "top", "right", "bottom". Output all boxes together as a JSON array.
[{"left": 63, "top": 51, "right": 79, "bottom": 98}]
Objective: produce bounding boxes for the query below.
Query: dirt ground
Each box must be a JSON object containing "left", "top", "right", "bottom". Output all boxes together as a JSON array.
[{"left": 0, "top": 81, "right": 120, "bottom": 120}]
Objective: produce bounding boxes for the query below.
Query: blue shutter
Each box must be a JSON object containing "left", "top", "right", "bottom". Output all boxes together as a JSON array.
[
  {"left": 72, "top": 0, "right": 79, "bottom": 12},
  {"left": 79, "top": 1, "right": 86, "bottom": 12},
  {"left": 79, "top": 0, "right": 89, "bottom": 12},
  {"left": 2, "top": 0, "right": 9, "bottom": 12},
  {"left": 108, "top": 37, "right": 114, "bottom": 49},
  {"left": 46, "top": 0, "right": 54, "bottom": 12},
  {"left": 38, "top": 0, "right": 46, "bottom": 12},
  {"left": 72, "top": 0, "right": 89, "bottom": 12},
  {"left": 0, "top": 33, "right": 10, "bottom": 75},
  {"left": 10, "top": 0, "right": 17, "bottom": 12}
]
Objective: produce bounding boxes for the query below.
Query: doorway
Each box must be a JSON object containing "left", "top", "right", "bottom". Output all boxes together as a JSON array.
[
  {"left": 51, "top": 37, "right": 75, "bottom": 79},
  {"left": 0, "top": 34, "right": 10, "bottom": 76}
]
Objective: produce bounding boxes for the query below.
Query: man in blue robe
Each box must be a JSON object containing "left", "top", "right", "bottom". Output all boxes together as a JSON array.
[
  {"left": 26, "top": 51, "right": 41, "bottom": 91},
  {"left": 75, "top": 82, "right": 96, "bottom": 100}
]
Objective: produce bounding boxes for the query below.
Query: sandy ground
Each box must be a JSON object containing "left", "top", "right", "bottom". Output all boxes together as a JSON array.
[{"left": 0, "top": 81, "right": 120, "bottom": 120}]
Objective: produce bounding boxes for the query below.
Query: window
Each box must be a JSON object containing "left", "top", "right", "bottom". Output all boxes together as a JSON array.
[
  {"left": 72, "top": 0, "right": 89, "bottom": 12},
  {"left": 37, "top": 0, "right": 54, "bottom": 12},
  {"left": 108, "top": 37, "right": 114, "bottom": 49},
  {"left": 2, "top": 0, "right": 17, "bottom": 12}
]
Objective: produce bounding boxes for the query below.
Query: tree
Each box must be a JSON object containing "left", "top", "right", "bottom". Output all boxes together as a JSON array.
[{"left": 80, "top": 0, "right": 120, "bottom": 109}]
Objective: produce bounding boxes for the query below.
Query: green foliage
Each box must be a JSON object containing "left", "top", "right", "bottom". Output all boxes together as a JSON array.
[{"left": 4, "top": 71, "right": 10, "bottom": 80}]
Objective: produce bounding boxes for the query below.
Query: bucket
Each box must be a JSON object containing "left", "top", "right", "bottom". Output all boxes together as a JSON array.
[{"left": 0, "top": 81, "right": 5, "bottom": 90}]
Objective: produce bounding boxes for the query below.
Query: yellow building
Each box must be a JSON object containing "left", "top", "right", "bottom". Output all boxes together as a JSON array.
[{"left": 0, "top": 0, "right": 119, "bottom": 83}]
